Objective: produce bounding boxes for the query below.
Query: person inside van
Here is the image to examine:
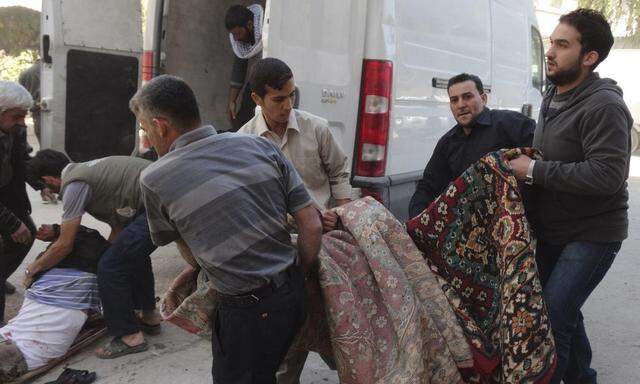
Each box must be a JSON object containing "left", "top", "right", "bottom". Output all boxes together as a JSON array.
[
  {"left": 408, "top": 73, "right": 535, "bottom": 218},
  {"left": 225, "top": 4, "right": 264, "bottom": 131},
  {"left": 239, "top": 57, "right": 348, "bottom": 383}
]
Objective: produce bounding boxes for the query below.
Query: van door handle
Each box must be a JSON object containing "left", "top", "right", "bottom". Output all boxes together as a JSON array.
[
  {"left": 521, "top": 103, "right": 533, "bottom": 118},
  {"left": 42, "top": 35, "right": 52, "bottom": 64}
]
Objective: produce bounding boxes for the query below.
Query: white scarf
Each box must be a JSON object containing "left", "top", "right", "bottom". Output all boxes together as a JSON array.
[{"left": 229, "top": 4, "right": 264, "bottom": 59}]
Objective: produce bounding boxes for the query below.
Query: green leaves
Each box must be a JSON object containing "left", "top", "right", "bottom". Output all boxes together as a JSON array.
[{"left": 579, "top": 0, "right": 640, "bottom": 47}]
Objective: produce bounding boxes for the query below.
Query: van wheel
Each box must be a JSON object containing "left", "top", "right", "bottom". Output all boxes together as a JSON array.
[{"left": 632, "top": 125, "right": 639, "bottom": 153}]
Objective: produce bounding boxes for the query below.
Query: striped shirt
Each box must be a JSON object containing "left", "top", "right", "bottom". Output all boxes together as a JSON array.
[
  {"left": 140, "top": 126, "right": 312, "bottom": 295},
  {"left": 26, "top": 268, "right": 100, "bottom": 311}
]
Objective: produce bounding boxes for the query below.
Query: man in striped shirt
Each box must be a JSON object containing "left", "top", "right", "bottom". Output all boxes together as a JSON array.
[{"left": 133, "top": 75, "right": 322, "bottom": 383}]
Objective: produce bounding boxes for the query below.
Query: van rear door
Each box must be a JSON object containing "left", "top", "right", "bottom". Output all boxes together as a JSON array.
[{"left": 40, "top": 0, "right": 142, "bottom": 161}]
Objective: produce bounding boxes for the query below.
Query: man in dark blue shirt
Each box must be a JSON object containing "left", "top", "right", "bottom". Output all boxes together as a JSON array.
[{"left": 408, "top": 73, "right": 535, "bottom": 218}]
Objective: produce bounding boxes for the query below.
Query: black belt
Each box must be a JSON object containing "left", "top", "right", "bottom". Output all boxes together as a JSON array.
[{"left": 217, "top": 268, "right": 293, "bottom": 307}]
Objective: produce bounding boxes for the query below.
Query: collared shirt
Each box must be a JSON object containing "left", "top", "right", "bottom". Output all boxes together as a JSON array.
[
  {"left": 239, "top": 109, "right": 351, "bottom": 209},
  {"left": 140, "top": 126, "right": 312, "bottom": 295},
  {"left": 408, "top": 108, "right": 535, "bottom": 218}
]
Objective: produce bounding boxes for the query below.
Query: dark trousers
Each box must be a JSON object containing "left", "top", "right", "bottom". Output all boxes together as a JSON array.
[
  {"left": 98, "top": 213, "right": 157, "bottom": 337},
  {"left": 0, "top": 216, "right": 35, "bottom": 323},
  {"left": 536, "top": 240, "right": 621, "bottom": 384},
  {"left": 211, "top": 268, "right": 307, "bottom": 384}
]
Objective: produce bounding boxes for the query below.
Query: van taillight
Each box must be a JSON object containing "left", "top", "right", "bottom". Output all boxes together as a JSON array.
[
  {"left": 355, "top": 60, "right": 392, "bottom": 178},
  {"left": 142, "top": 51, "right": 154, "bottom": 81}
]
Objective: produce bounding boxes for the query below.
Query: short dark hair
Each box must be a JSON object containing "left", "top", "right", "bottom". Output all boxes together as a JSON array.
[
  {"left": 225, "top": 5, "right": 254, "bottom": 30},
  {"left": 559, "top": 8, "right": 613, "bottom": 69},
  {"left": 250, "top": 58, "right": 294, "bottom": 98},
  {"left": 129, "top": 75, "right": 201, "bottom": 131},
  {"left": 447, "top": 73, "right": 484, "bottom": 94},
  {"left": 25, "top": 149, "right": 70, "bottom": 189}
]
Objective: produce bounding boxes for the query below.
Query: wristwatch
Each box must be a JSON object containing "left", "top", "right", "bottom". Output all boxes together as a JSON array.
[
  {"left": 525, "top": 160, "right": 536, "bottom": 185},
  {"left": 24, "top": 268, "right": 31, "bottom": 277}
]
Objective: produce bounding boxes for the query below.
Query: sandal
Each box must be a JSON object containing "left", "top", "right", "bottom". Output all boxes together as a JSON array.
[
  {"left": 95, "top": 336, "right": 148, "bottom": 359},
  {"left": 44, "top": 368, "right": 97, "bottom": 384}
]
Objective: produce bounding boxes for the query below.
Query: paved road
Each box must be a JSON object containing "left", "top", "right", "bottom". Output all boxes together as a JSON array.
[{"left": 7, "top": 136, "right": 639, "bottom": 383}]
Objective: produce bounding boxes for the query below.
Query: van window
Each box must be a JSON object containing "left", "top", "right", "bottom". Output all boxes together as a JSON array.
[{"left": 531, "top": 26, "right": 544, "bottom": 93}]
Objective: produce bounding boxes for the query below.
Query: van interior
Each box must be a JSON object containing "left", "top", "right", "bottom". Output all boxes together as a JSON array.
[{"left": 161, "top": 0, "right": 266, "bottom": 132}]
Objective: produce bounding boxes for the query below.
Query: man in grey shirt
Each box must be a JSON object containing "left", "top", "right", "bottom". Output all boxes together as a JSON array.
[
  {"left": 510, "top": 9, "right": 632, "bottom": 383},
  {"left": 132, "top": 75, "right": 322, "bottom": 383},
  {"left": 26, "top": 150, "right": 161, "bottom": 360}
]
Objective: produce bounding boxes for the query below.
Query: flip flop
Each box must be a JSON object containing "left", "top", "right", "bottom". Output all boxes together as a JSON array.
[
  {"left": 95, "top": 337, "right": 148, "bottom": 359},
  {"left": 44, "top": 368, "right": 96, "bottom": 384},
  {"left": 77, "top": 370, "right": 97, "bottom": 384}
]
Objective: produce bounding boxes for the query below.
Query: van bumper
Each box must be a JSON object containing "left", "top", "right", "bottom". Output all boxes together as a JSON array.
[{"left": 351, "top": 171, "right": 422, "bottom": 221}]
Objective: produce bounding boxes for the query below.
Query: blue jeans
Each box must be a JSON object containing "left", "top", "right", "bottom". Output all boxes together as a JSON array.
[
  {"left": 536, "top": 240, "right": 621, "bottom": 384},
  {"left": 98, "top": 213, "right": 157, "bottom": 337}
]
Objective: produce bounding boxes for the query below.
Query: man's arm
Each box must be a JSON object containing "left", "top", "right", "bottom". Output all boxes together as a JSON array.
[
  {"left": 408, "top": 138, "right": 452, "bottom": 218},
  {"left": 140, "top": 181, "right": 180, "bottom": 247},
  {"left": 292, "top": 204, "right": 322, "bottom": 273},
  {"left": 510, "top": 114, "right": 536, "bottom": 148},
  {"left": 0, "top": 203, "right": 29, "bottom": 243},
  {"left": 277, "top": 144, "right": 322, "bottom": 271},
  {"left": 228, "top": 57, "right": 248, "bottom": 121},
  {"left": 23, "top": 181, "right": 90, "bottom": 276},
  {"left": 25, "top": 217, "right": 81, "bottom": 282},
  {"left": 518, "top": 105, "right": 630, "bottom": 195},
  {"left": 176, "top": 238, "right": 200, "bottom": 268},
  {"left": 317, "top": 124, "right": 351, "bottom": 204}
]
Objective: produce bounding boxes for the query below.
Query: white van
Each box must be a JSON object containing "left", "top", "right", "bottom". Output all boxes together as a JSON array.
[{"left": 40, "top": 0, "right": 544, "bottom": 220}]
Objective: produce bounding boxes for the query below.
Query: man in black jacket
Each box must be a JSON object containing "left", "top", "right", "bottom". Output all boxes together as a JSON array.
[
  {"left": 408, "top": 73, "right": 535, "bottom": 218},
  {"left": 0, "top": 81, "right": 36, "bottom": 324},
  {"left": 510, "top": 9, "right": 632, "bottom": 383}
]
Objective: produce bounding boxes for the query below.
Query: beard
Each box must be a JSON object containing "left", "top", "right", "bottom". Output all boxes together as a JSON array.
[{"left": 547, "top": 56, "right": 582, "bottom": 86}]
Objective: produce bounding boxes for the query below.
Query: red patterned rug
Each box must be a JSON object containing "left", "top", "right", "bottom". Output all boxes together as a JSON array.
[{"left": 406, "top": 148, "right": 556, "bottom": 383}]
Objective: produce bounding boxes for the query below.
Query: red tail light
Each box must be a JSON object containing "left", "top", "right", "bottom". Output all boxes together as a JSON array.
[
  {"left": 142, "top": 51, "right": 154, "bottom": 81},
  {"left": 354, "top": 60, "right": 393, "bottom": 178}
]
